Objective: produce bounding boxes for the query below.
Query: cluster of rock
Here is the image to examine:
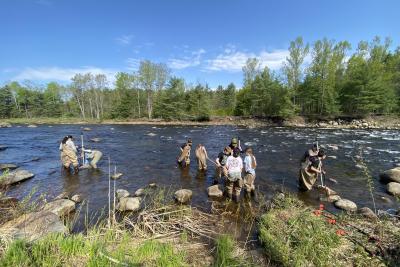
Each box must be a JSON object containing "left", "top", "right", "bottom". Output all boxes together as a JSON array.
[
  {"left": 317, "top": 119, "right": 376, "bottom": 129},
  {"left": 0, "top": 192, "right": 82, "bottom": 242},
  {"left": 0, "top": 122, "right": 12, "bottom": 128},
  {"left": 0, "top": 169, "right": 35, "bottom": 186},
  {"left": 380, "top": 167, "right": 400, "bottom": 197},
  {"left": 116, "top": 187, "right": 146, "bottom": 212}
]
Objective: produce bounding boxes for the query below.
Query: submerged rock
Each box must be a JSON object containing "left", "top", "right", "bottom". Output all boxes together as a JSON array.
[
  {"left": 146, "top": 132, "right": 157, "bottom": 137},
  {"left": 0, "top": 211, "right": 67, "bottom": 242},
  {"left": 54, "top": 192, "right": 69, "bottom": 200},
  {"left": 207, "top": 185, "right": 223, "bottom": 197},
  {"left": 358, "top": 207, "right": 378, "bottom": 220},
  {"left": 148, "top": 183, "right": 157, "bottom": 188},
  {"left": 380, "top": 167, "right": 400, "bottom": 183},
  {"left": 0, "top": 163, "right": 18, "bottom": 170},
  {"left": 134, "top": 188, "right": 145, "bottom": 197},
  {"left": 387, "top": 182, "right": 400, "bottom": 196},
  {"left": 71, "top": 194, "right": 82, "bottom": 203},
  {"left": 90, "top": 137, "right": 101, "bottom": 142},
  {"left": 27, "top": 124, "right": 38, "bottom": 128},
  {"left": 0, "top": 145, "right": 8, "bottom": 151},
  {"left": 334, "top": 199, "right": 357, "bottom": 212},
  {"left": 83, "top": 127, "right": 92, "bottom": 131},
  {"left": 43, "top": 199, "right": 76, "bottom": 217},
  {"left": 111, "top": 173, "right": 123, "bottom": 180},
  {"left": 0, "top": 170, "right": 35, "bottom": 186},
  {"left": 116, "top": 189, "right": 130, "bottom": 199},
  {"left": 117, "top": 197, "right": 141, "bottom": 212},
  {"left": 174, "top": 189, "right": 192, "bottom": 204}
]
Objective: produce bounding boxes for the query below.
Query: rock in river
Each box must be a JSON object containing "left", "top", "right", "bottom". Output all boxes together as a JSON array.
[
  {"left": 43, "top": 199, "right": 76, "bottom": 217},
  {"left": 0, "top": 211, "right": 67, "bottom": 242},
  {"left": 117, "top": 197, "right": 141, "bottom": 212},
  {"left": 207, "top": 185, "right": 223, "bottom": 197},
  {"left": 27, "top": 124, "right": 38, "bottom": 128},
  {"left": 116, "top": 189, "right": 130, "bottom": 199},
  {"left": 334, "top": 199, "right": 357, "bottom": 212},
  {"left": 134, "top": 188, "right": 145, "bottom": 197},
  {"left": 380, "top": 167, "right": 400, "bottom": 183},
  {"left": 83, "top": 127, "right": 92, "bottom": 131},
  {"left": 0, "top": 122, "right": 12, "bottom": 128},
  {"left": 71, "top": 194, "right": 82, "bottom": 203},
  {"left": 174, "top": 189, "right": 192, "bottom": 204},
  {"left": 0, "top": 170, "right": 34, "bottom": 186},
  {"left": 0, "top": 163, "right": 18, "bottom": 170},
  {"left": 387, "top": 182, "right": 400, "bottom": 197},
  {"left": 0, "top": 145, "right": 8, "bottom": 151},
  {"left": 90, "top": 137, "right": 101, "bottom": 142}
]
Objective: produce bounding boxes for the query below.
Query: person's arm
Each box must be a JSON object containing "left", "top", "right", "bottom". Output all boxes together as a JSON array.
[
  {"left": 244, "top": 157, "right": 250, "bottom": 173},
  {"left": 309, "top": 166, "right": 322, "bottom": 173},
  {"left": 203, "top": 147, "right": 208, "bottom": 159}
]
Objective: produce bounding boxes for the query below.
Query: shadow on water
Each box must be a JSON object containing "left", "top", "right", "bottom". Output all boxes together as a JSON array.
[{"left": 1, "top": 124, "right": 400, "bottom": 233}]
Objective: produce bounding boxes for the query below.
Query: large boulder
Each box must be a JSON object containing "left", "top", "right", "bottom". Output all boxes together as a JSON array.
[
  {"left": 387, "top": 182, "right": 400, "bottom": 197},
  {"left": 334, "top": 199, "right": 357, "bottom": 212},
  {"left": 207, "top": 185, "right": 223, "bottom": 197},
  {"left": 0, "top": 163, "right": 18, "bottom": 170},
  {"left": 117, "top": 197, "right": 141, "bottom": 212},
  {"left": 71, "top": 194, "right": 82, "bottom": 203},
  {"left": 0, "top": 170, "right": 34, "bottom": 186},
  {"left": 0, "top": 122, "right": 12, "bottom": 128},
  {"left": 43, "top": 199, "right": 76, "bottom": 217},
  {"left": 116, "top": 189, "right": 130, "bottom": 199},
  {"left": 0, "top": 211, "right": 67, "bottom": 242},
  {"left": 380, "top": 168, "right": 400, "bottom": 183},
  {"left": 174, "top": 189, "right": 192, "bottom": 204}
]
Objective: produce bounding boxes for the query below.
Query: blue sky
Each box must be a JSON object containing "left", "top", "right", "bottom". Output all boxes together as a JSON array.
[{"left": 1, "top": 0, "right": 399, "bottom": 88}]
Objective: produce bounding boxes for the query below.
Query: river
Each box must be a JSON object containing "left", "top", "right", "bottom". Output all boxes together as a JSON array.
[{"left": 1, "top": 124, "right": 399, "bottom": 226}]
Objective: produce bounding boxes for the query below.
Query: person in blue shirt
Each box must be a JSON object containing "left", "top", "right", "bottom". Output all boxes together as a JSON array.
[{"left": 243, "top": 147, "right": 257, "bottom": 194}]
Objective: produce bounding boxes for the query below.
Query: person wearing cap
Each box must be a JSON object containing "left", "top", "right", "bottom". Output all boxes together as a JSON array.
[
  {"left": 177, "top": 138, "right": 192, "bottom": 167},
  {"left": 229, "top": 137, "right": 242, "bottom": 153},
  {"left": 225, "top": 148, "right": 243, "bottom": 200},
  {"left": 300, "top": 143, "right": 319, "bottom": 167}
]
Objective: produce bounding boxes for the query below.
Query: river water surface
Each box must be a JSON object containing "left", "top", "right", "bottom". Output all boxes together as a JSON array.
[{"left": 1, "top": 124, "right": 399, "bottom": 222}]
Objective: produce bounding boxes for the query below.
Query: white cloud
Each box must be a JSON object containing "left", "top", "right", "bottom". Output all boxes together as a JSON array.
[
  {"left": 205, "top": 47, "right": 289, "bottom": 72},
  {"left": 115, "top": 35, "right": 134, "bottom": 45},
  {"left": 13, "top": 67, "right": 118, "bottom": 83},
  {"left": 126, "top": 58, "right": 141, "bottom": 71},
  {"left": 168, "top": 48, "right": 206, "bottom": 70}
]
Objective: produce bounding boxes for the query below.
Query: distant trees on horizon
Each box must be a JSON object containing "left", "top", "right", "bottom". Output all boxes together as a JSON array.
[{"left": 1, "top": 36, "right": 399, "bottom": 120}]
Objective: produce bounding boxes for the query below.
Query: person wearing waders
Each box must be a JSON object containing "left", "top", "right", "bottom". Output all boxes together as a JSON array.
[
  {"left": 195, "top": 144, "right": 208, "bottom": 171},
  {"left": 215, "top": 146, "right": 232, "bottom": 179},
  {"left": 82, "top": 149, "right": 103, "bottom": 169},
  {"left": 229, "top": 137, "right": 242, "bottom": 153},
  {"left": 243, "top": 147, "right": 257, "bottom": 196},
  {"left": 225, "top": 148, "right": 243, "bottom": 201},
  {"left": 298, "top": 149, "right": 326, "bottom": 191},
  {"left": 60, "top": 135, "right": 79, "bottom": 173},
  {"left": 177, "top": 139, "right": 192, "bottom": 167},
  {"left": 300, "top": 143, "right": 319, "bottom": 165}
]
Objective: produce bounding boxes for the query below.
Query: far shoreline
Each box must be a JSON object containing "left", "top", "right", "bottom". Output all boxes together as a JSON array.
[{"left": 1, "top": 115, "right": 400, "bottom": 130}]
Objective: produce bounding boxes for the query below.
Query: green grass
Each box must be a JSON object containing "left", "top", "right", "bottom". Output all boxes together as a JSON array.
[{"left": 258, "top": 196, "right": 342, "bottom": 267}]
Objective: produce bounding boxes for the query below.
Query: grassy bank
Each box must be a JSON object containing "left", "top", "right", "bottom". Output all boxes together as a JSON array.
[{"left": 258, "top": 194, "right": 400, "bottom": 266}]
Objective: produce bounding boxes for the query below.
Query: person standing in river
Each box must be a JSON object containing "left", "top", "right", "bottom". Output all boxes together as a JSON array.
[
  {"left": 215, "top": 146, "right": 232, "bottom": 180},
  {"left": 300, "top": 143, "right": 319, "bottom": 166},
  {"left": 299, "top": 149, "right": 326, "bottom": 191},
  {"left": 229, "top": 137, "right": 242, "bottom": 153},
  {"left": 243, "top": 147, "right": 257, "bottom": 195},
  {"left": 177, "top": 138, "right": 192, "bottom": 167},
  {"left": 225, "top": 148, "right": 243, "bottom": 200},
  {"left": 60, "top": 135, "right": 79, "bottom": 173},
  {"left": 195, "top": 143, "right": 208, "bottom": 171}
]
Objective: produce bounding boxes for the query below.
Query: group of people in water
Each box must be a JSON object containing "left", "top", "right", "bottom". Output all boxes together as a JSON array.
[
  {"left": 59, "top": 135, "right": 103, "bottom": 174},
  {"left": 178, "top": 137, "right": 257, "bottom": 200},
  {"left": 59, "top": 133, "right": 327, "bottom": 200}
]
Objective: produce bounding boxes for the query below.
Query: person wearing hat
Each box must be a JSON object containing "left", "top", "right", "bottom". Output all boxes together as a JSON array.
[
  {"left": 225, "top": 148, "right": 243, "bottom": 200},
  {"left": 178, "top": 138, "right": 192, "bottom": 167},
  {"left": 59, "top": 135, "right": 79, "bottom": 173},
  {"left": 300, "top": 143, "right": 319, "bottom": 167},
  {"left": 215, "top": 146, "right": 232, "bottom": 179},
  {"left": 229, "top": 137, "right": 242, "bottom": 154},
  {"left": 299, "top": 149, "right": 326, "bottom": 191}
]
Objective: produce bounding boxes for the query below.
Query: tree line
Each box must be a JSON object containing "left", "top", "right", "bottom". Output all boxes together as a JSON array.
[{"left": 1, "top": 36, "right": 399, "bottom": 121}]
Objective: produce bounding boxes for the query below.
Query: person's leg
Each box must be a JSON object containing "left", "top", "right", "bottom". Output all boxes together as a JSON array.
[
  {"left": 244, "top": 173, "right": 255, "bottom": 193},
  {"left": 225, "top": 180, "right": 233, "bottom": 197},
  {"left": 234, "top": 178, "right": 243, "bottom": 197}
]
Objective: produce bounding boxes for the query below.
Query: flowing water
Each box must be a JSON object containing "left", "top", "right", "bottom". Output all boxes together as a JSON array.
[{"left": 1, "top": 124, "right": 399, "bottom": 229}]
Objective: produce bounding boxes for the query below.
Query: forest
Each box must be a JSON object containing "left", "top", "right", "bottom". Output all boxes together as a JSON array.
[{"left": 0, "top": 36, "right": 399, "bottom": 121}]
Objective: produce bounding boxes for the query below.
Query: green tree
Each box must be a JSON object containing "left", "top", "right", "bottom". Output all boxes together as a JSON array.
[{"left": 0, "top": 85, "right": 13, "bottom": 118}]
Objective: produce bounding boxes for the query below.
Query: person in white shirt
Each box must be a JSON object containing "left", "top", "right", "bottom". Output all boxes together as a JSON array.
[
  {"left": 82, "top": 149, "right": 103, "bottom": 169},
  {"left": 243, "top": 147, "right": 257, "bottom": 194},
  {"left": 225, "top": 148, "right": 243, "bottom": 200},
  {"left": 60, "top": 135, "right": 79, "bottom": 173}
]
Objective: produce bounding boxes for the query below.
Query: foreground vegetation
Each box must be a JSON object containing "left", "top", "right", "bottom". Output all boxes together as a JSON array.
[{"left": 1, "top": 36, "right": 400, "bottom": 122}]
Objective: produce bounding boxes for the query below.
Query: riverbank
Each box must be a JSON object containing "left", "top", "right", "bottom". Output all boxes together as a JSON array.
[
  {"left": 1, "top": 188, "right": 399, "bottom": 266},
  {"left": 1, "top": 115, "right": 400, "bottom": 129}
]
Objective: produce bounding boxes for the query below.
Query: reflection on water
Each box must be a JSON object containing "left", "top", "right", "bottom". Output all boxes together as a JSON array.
[{"left": 1, "top": 124, "right": 400, "bottom": 219}]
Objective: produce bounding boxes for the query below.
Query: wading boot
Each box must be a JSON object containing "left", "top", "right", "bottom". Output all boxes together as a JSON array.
[{"left": 74, "top": 166, "right": 79, "bottom": 174}]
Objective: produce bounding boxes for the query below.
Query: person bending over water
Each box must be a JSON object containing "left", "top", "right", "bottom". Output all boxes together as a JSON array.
[
  {"left": 225, "top": 148, "right": 243, "bottom": 200},
  {"left": 82, "top": 149, "right": 103, "bottom": 169},
  {"left": 299, "top": 149, "right": 326, "bottom": 191},
  {"left": 215, "top": 146, "right": 232, "bottom": 179}
]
